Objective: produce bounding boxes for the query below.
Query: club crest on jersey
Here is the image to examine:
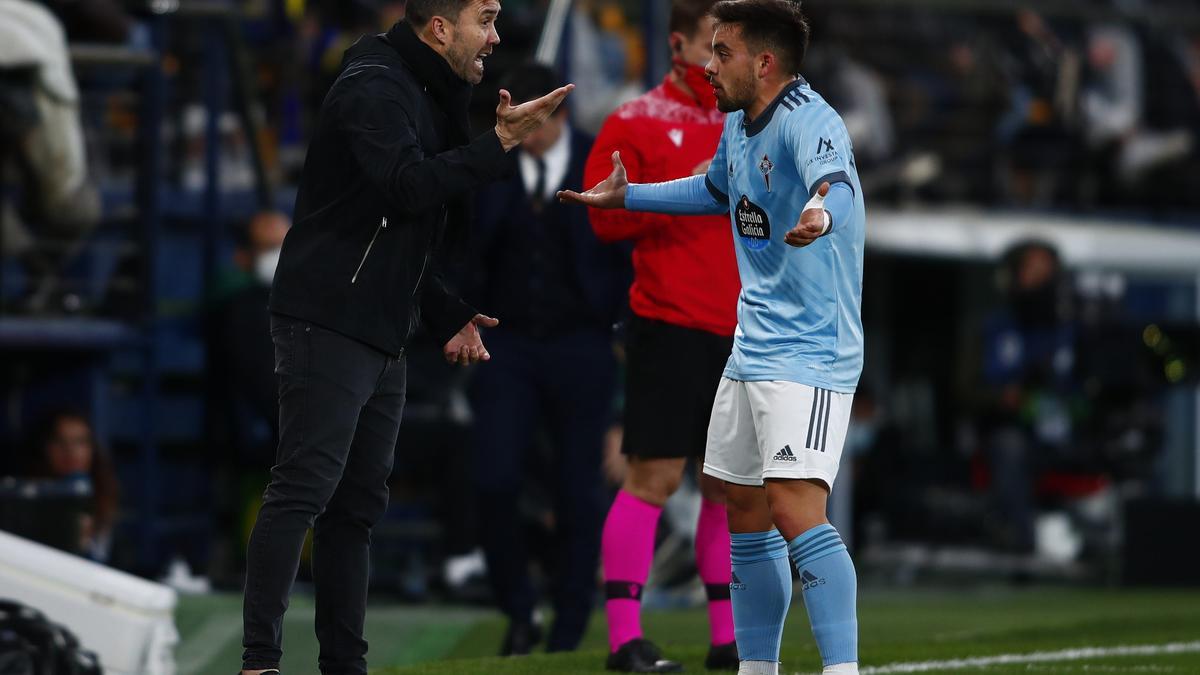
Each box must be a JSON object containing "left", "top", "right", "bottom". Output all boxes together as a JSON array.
[
  {"left": 758, "top": 154, "right": 774, "bottom": 192},
  {"left": 736, "top": 195, "right": 771, "bottom": 251}
]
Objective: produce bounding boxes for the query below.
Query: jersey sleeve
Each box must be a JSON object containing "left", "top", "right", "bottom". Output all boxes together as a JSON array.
[
  {"left": 625, "top": 175, "right": 726, "bottom": 215},
  {"left": 785, "top": 108, "right": 856, "bottom": 198},
  {"left": 703, "top": 120, "right": 732, "bottom": 206}
]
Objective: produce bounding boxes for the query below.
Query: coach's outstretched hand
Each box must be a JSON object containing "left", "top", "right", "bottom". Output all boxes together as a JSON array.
[
  {"left": 444, "top": 313, "right": 500, "bottom": 366},
  {"left": 786, "top": 181, "right": 831, "bottom": 248},
  {"left": 557, "top": 151, "right": 628, "bottom": 209},
  {"left": 495, "top": 84, "right": 575, "bottom": 152}
]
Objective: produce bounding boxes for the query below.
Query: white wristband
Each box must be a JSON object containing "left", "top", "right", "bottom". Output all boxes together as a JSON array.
[{"left": 803, "top": 193, "right": 832, "bottom": 236}]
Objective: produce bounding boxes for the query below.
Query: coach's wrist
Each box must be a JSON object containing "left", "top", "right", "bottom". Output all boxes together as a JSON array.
[{"left": 494, "top": 125, "right": 519, "bottom": 152}]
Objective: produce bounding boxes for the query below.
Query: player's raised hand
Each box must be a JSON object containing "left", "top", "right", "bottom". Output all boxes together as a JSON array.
[
  {"left": 557, "top": 151, "right": 628, "bottom": 209},
  {"left": 785, "top": 181, "right": 832, "bottom": 248},
  {"left": 443, "top": 314, "right": 500, "bottom": 366},
  {"left": 495, "top": 84, "right": 575, "bottom": 151}
]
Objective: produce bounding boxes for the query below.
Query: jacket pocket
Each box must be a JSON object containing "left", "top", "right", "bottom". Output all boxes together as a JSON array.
[{"left": 351, "top": 216, "right": 388, "bottom": 284}]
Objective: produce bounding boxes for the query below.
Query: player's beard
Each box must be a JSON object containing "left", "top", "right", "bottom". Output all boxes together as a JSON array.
[{"left": 715, "top": 76, "right": 753, "bottom": 113}]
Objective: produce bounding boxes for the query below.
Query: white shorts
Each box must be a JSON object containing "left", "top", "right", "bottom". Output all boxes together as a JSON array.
[{"left": 702, "top": 378, "right": 854, "bottom": 488}]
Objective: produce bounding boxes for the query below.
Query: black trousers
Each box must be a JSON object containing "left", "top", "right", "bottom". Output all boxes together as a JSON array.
[
  {"left": 469, "top": 327, "right": 615, "bottom": 651},
  {"left": 243, "top": 315, "right": 406, "bottom": 674}
]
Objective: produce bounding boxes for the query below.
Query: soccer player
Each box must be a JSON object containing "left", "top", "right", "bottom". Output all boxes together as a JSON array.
[
  {"left": 584, "top": 0, "right": 740, "bottom": 671},
  {"left": 560, "top": 1, "right": 864, "bottom": 674}
]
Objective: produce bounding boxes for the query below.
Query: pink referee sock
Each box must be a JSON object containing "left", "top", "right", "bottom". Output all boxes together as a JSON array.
[
  {"left": 602, "top": 490, "right": 662, "bottom": 652},
  {"left": 696, "top": 497, "right": 735, "bottom": 646}
]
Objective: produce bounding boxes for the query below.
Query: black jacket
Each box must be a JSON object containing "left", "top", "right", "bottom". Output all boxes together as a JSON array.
[{"left": 270, "top": 21, "right": 512, "bottom": 355}]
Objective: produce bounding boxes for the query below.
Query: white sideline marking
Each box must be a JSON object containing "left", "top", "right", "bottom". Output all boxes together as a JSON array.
[{"left": 855, "top": 641, "right": 1200, "bottom": 674}]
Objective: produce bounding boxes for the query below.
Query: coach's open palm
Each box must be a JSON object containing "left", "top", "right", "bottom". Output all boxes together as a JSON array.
[
  {"left": 557, "top": 151, "right": 628, "bottom": 209},
  {"left": 444, "top": 314, "right": 499, "bottom": 366},
  {"left": 495, "top": 84, "right": 575, "bottom": 151}
]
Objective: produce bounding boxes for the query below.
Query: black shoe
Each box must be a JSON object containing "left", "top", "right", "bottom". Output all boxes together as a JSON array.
[
  {"left": 606, "top": 638, "right": 684, "bottom": 672},
  {"left": 500, "top": 621, "right": 542, "bottom": 656},
  {"left": 705, "top": 642, "right": 739, "bottom": 670}
]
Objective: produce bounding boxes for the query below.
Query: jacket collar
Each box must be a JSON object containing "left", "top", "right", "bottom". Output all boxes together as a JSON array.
[{"left": 384, "top": 20, "right": 472, "bottom": 141}]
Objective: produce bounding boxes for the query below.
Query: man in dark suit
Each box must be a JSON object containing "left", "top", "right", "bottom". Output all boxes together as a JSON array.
[{"left": 465, "top": 62, "right": 631, "bottom": 656}]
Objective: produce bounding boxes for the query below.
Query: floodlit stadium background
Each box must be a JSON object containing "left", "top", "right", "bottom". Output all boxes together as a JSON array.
[{"left": 1, "top": 1, "right": 1198, "bottom": 673}]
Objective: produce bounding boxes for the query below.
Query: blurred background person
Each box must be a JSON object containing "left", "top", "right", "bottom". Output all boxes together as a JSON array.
[
  {"left": 461, "top": 61, "right": 630, "bottom": 656},
  {"left": 0, "top": 0, "right": 101, "bottom": 314},
  {"left": 22, "top": 409, "right": 121, "bottom": 563},
  {"left": 584, "top": 0, "right": 741, "bottom": 671},
  {"left": 977, "top": 242, "right": 1081, "bottom": 553},
  {"left": 209, "top": 210, "right": 291, "bottom": 453}
]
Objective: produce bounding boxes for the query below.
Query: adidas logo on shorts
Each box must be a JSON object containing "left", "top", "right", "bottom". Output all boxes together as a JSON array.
[
  {"left": 730, "top": 572, "right": 746, "bottom": 591},
  {"left": 773, "top": 445, "right": 798, "bottom": 462}
]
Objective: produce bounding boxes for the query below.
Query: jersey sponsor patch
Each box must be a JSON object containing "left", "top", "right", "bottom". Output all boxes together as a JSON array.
[
  {"left": 807, "top": 137, "right": 842, "bottom": 172},
  {"left": 736, "top": 195, "right": 771, "bottom": 251}
]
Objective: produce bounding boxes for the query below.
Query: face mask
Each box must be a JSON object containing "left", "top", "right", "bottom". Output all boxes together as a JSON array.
[
  {"left": 674, "top": 57, "right": 718, "bottom": 109},
  {"left": 255, "top": 247, "right": 281, "bottom": 285}
]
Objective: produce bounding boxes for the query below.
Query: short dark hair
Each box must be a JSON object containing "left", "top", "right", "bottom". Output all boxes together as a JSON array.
[
  {"left": 710, "top": 0, "right": 811, "bottom": 74},
  {"left": 670, "top": 0, "right": 720, "bottom": 36},
  {"left": 406, "top": 0, "right": 472, "bottom": 27},
  {"left": 499, "top": 62, "right": 566, "bottom": 108}
]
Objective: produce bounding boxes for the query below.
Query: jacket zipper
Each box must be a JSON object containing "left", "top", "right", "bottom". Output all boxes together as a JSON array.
[
  {"left": 351, "top": 216, "right": 387, "bottom": 284},
  {"left": 411, "top": 254, "right": 428, "bottom": 297},
  {"left": 408, "top": 212, "right": 439, "bottom": 299}
]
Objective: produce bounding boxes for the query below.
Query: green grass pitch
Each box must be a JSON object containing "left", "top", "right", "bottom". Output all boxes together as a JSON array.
[{"left": 176, "top": 588, "right": 1200, "bottom": 674}]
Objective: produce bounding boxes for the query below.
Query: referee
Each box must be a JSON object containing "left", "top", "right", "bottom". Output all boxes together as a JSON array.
[{"left": 240, "top": 1, "right": 571, "bottom": 673}]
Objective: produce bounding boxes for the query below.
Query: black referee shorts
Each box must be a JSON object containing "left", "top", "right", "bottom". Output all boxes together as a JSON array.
[{"left": 622, "top": 315, "right": 733, "bottom": 459}]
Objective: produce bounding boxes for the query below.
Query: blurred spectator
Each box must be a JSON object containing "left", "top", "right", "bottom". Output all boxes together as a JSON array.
[
  {"left": 995, "top": 9, "right": 1081, "bottom": 207},
  {"left": 977, "top": 242, "right": 1081, "bottom": 553},
  {"left": 23, "top": 409, "right": 120, "bottom": 562},
  {"left": 463, "top": 62, "right": 629, "bottom": 655},
  {"left": 930, "top": 36, "right": 1009, "bottom": 204},
  {"left": 1106, "top": 22, "right": 1198, "bottom": 209},
  {"left": 0, "top": 0, "right": 101, "bottom": 313},
  {"left": 209, "top": 211, "right": 291, "bottom": 457}
]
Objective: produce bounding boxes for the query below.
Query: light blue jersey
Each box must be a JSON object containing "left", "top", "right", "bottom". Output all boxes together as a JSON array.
[
  {"left": 624, "top": 78, "right": 866, "bottom": 392},
  {"left": 705, "top": 78, "right": 865, "bottom": 392}
]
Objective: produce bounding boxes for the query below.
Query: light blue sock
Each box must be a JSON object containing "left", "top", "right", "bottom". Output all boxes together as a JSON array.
[
  {"left": 788, "top": 524, "right": 858, "bottom": 667},
  {"left": 730, "top": 530, "right": 792, "bottom": 663}
]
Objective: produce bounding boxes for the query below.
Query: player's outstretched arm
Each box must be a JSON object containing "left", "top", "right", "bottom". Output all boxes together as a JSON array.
[
  {"left": 558, "top": 151, "right": 628, "bottom": 209},
  {"left": 562, "top": 151, "right": 726, "bottom": 216}
]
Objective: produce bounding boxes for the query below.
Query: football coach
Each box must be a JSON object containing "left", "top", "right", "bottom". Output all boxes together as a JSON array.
[{"left": 239, "top": 1, "right": 572, "bottom": 673}]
